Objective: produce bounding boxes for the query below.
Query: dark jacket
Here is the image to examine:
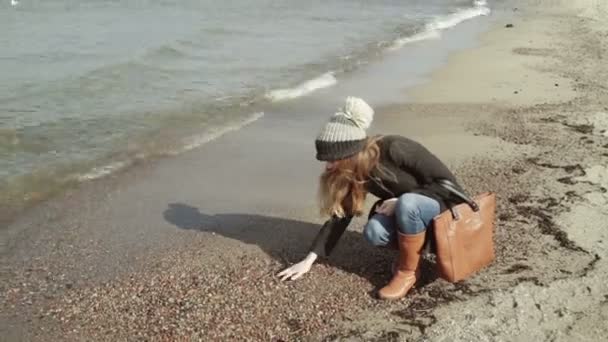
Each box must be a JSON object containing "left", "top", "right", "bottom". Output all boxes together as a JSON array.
[{"left": 309, "top": 135, "right": 465, "bottom": 258}]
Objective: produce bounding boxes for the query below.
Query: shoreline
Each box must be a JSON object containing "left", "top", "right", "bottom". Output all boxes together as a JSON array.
[
  {"left": 0, "top": 6, "right": 498, "bottom": 233},
  {"left": 3, "top": 1, "right": 608, "bottom": 341},
  {"left": 0, "top": 1, "right": 494, "bottom": 229}
]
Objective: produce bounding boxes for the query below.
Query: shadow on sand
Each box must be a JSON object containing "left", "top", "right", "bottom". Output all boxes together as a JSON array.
[{"left": 163, "top": 203, "right": 438, "bottom": 293}]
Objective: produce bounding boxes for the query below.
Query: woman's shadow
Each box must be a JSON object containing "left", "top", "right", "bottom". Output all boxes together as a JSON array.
[{"left": 162, "top": 203, "right": 396, "bottom": 289}]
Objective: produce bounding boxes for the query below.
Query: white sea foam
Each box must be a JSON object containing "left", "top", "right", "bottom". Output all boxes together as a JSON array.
[
  {"left": 77, "top": 161, "right": 130, "bottom": 181},
  {"left": 74, "top": 112, "right": 264, "bottom": 181},
  {"left": 265, "top": 72, "right": 337, "bottom": 102},
  {"left": 170, "top": 111, "right": 265, "bottom": 155},
  {"left": 426, "top": 4, "right": 491, "bottom": 31},
  {"left": 388, "top": 1, "right": 490, "bottom": 52},
  {"left": 214, "top": 95, "right": 235, "bottom": 102},
  {"left": 388, "top": 29, "right": 442, "bottom": 51}
]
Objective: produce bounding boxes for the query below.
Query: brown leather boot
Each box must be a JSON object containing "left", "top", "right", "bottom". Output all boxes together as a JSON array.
[
  {"left": 378, "top": 239, "right": 399, "bottom": 274},
  {"left": 378, "top": 231, "right": 426, "bottom": 300},
  {"left": 383, "top": 241, "right": 399, "bottom": 275}
]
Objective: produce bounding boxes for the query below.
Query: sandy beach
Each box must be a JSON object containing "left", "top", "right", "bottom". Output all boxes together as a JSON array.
[{"left": 2, "top": 0, "right": 608, "bottom": 341}]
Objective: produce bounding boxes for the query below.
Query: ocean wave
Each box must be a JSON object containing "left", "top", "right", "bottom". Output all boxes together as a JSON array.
[
  {"left": 148, "top": 45, "right": 189, "bottom": 59},
  {"left": 388, "top": 1, "right": 490, "bottom": 52},
  {"left": 171, "top": 112, "right": 265, "bottom": 155},
  {"left": 388, "top": 29, "right": 441, "bottom": 51},
  {"left": 72, "top": 112, "right": 264, "bottom": 182},
  {"left": 426, "top": 3, "right": 491, "bottom": 31},
  {"left": 76, "top": 161, "right": 130, "bottom": 181},
  {"left": 265, "top": 72, "right": 337, "bottom": 102}
]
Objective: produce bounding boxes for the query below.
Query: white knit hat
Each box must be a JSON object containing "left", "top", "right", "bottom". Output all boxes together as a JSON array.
[{"left": 315, "top": 97, "right": 374, "bottom": 161}]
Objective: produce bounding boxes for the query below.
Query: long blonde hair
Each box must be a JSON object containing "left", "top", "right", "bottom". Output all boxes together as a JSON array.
[{"left": 318, "top": 136, "right": 381, "bottom": 218}]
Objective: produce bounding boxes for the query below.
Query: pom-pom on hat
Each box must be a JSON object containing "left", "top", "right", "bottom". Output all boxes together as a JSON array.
[{"left": 315, "top": 97, "right": 375, "bottom": 161}]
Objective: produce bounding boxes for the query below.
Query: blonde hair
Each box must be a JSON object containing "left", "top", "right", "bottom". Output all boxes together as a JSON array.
[{"left": 318, "top": 136, "right": 381, "bottom": 217}]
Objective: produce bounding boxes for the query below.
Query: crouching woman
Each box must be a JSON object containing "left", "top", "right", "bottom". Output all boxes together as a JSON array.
[{"left": 278, "top": 97, "right": 465, "bottom": 300}]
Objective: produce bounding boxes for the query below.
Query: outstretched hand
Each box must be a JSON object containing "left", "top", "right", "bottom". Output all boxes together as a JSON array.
[
  {"left": 277, "top": 252, "right": 318, "bottom": 281},
  {"left": 278, "top": 261, "right": 311, "bottom": 281}
]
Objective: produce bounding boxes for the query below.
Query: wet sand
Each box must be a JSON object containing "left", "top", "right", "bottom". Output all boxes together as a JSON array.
[{"left": 2, "top": 0, "right": 608, "bottom": 341}]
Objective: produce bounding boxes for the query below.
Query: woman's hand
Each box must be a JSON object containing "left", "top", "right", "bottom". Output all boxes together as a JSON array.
[
  {"left": 376, "top": 198, "right": 398, "bottom": 216},
  {"left": 277, "top": 252, "right": 318, "bottom": 281}
]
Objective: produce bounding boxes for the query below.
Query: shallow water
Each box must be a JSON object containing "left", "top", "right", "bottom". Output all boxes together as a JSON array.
[{"left": 0, "top": 0, "right": 494, "bottom": 213}]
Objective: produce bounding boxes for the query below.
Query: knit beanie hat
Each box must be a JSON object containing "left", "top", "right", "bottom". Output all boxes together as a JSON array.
[{"left": 315, "top": 97, "right": 374, "bottom": 161}]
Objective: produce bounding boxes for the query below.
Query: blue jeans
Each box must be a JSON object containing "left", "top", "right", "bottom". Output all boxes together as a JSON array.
[{"left": 363, "top": 193, "right": 440, "bottom": 247}]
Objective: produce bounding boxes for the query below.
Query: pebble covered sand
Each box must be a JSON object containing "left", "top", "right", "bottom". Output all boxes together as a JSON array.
[{"left": 3, "top": 1, "right": 608, "bottom": 340}]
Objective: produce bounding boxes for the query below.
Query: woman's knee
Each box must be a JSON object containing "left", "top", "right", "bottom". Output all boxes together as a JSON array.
[
  {"left": 395, "top": 193, "right": 438, "bottom": 235},
  {"left": 396, "top": 193, "right": 420, "bottom": 218},
  {"left": 363, "top": 218, "right": 390, "bottom": 246}
]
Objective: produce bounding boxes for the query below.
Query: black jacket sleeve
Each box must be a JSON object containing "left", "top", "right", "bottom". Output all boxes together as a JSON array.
[{"left": 309, "top": 215, "right": 353, "bottom": 258}]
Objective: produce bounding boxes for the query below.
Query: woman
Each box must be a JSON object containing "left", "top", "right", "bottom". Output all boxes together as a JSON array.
[{"left": 278, "top": 97, "right": 465, "bottom": 300}]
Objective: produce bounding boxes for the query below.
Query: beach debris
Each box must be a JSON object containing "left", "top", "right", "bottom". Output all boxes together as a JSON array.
[
  {"left": 563, "top": 122, "right": 594, "bottom": 134},
  {"left": 505, "top": 23, "right": 514, "bottom": 28}
]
